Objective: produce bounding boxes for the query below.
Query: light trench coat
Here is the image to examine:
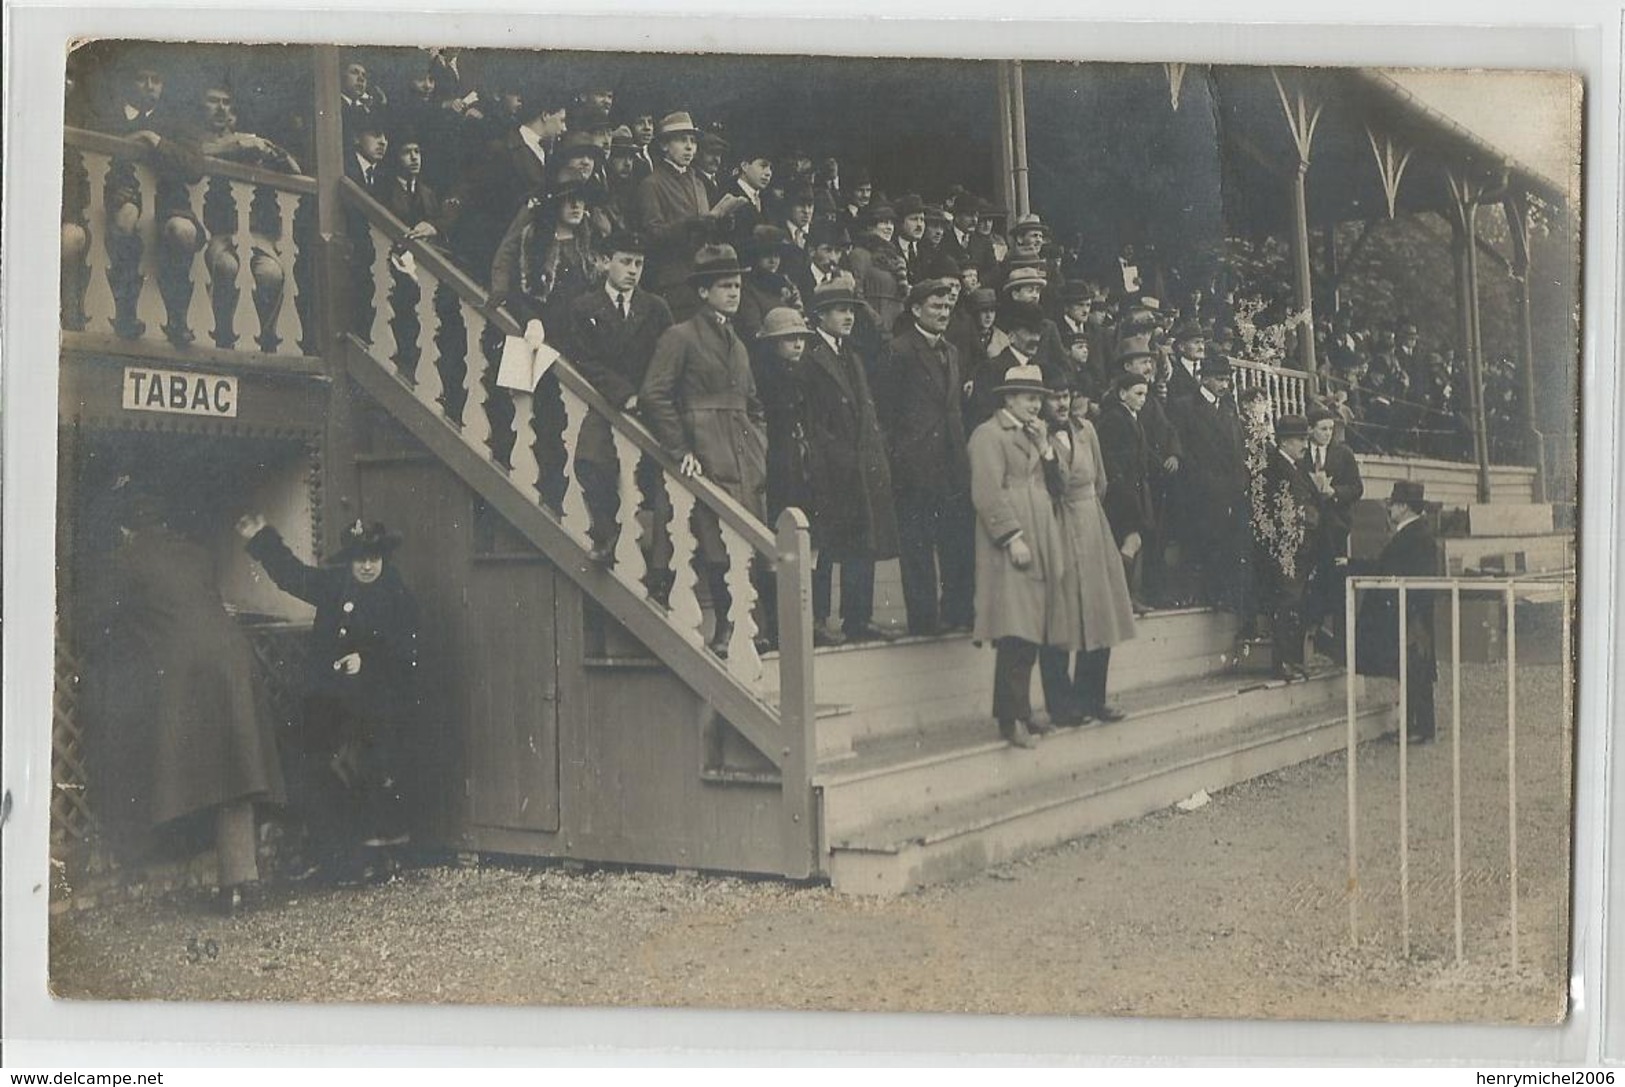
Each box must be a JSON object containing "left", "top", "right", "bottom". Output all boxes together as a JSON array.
[
  {"left": 1050, "top": 420, "right": 1137, "bottom": 652},
  {"left": 969, "top": 409, "right": 1070, "bottom": 647}
]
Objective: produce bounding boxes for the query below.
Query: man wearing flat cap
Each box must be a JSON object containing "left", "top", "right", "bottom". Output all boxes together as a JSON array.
[
  {"left": 1352, "top": 481, "right": 1439, "bottom": 744},
  {"left": 640, "top": 243, "right": 769, "bottom": 655},
  {"left": 1302, "top": 403, "right": 1364, "bottom": 656},
  {"left": 802, "top": 275, "right": 901, "bottom": 645},
  {"left": 1165, "top": 350, "right": 1247, "bottom": 612},
  {"left": 1254, "top": 414, "right": 1321, "bottom": 681},
  {"left": 632, "top": 112, "right": 753, "bottom": 319},
  {"left": 873, "top": 278, "right": 976, "bottom": 635}
]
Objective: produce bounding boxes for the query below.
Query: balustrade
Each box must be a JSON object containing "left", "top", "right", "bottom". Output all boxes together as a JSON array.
[{"left": 61, "top": 128, "right": 319, "bottom": 360}]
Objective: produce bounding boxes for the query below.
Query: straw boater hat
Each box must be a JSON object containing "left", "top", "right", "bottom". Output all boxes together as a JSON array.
[
  {"left": 329, "top": 518, "right": 402, "bottom": 565},
  {"left": 687, "top": 243, "right": 744, "bottom": 283},
  {"left": 1010, "top": 213, "right": 1050, "bottom": 240},
  {"left": 1001, "top": 265, "right": 1048, "bottom": 294},
  {"left": 655, "top": 111, "right": 702, "bottom": 140},
  {"left": 756, "top": 307, "right": 812, "bottom": 340},
  {"left": 995, "top": 362, "right": 1049, "bottom": 396}
]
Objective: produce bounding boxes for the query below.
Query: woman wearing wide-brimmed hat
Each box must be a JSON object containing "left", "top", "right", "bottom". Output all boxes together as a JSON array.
[
  {"left": 639, "top": 242, "right": 769, "bottom": 655},
  {"left": 968, "top": 362, "right": 1072, "bottom": 748},
  {"left": 238, "top": 514, "right": 422, "bottom": 884}
]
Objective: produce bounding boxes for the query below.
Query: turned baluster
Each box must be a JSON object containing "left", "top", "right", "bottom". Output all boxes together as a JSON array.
[
  {"left": 79, "top": 151, "right": 116, "bottom": 330},
  {"left": 508, "top": 389, "right": 541, "bottom": 501},
  {"left": 272, "top": 191, "right": 303, "bottom": 353},
  {"left": 609, "top": 427, "right": 649, "bottom": 586},
  {"left": 185, "top": 179, "right": 213, "bottom": 340},
  {"left": 458, "top": 303, "right": 492, "bottom": 453},
  {"left": 367, "top": 224, "right": 397, "bottom": 364},
  {"left": 228, "top": 180, "right": 257, "bottom": 348},
  {"left": 664, "top": 482, "right": 706, "bottom": 647},
  {"left": 721, "top": 525, "right": 764, "bottom": 685},
  {"left": 556, "top": 383, "right": 592, "bottom": 545},
  {"left": 411, "top": 263, "right": 444, "bottom": 412},
  {"left": 133, "top": 164, "right": 167, "bottom": 336}
]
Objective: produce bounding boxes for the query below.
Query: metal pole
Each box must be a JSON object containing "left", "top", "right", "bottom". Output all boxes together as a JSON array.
[
  {"left": 1398, "top": 585, "right": 1409, "bottom": 958},
  {"left": 993, "top": 63, "right": 1017, "bottom": 228},
  {"left": 1562, "top": 582, "right": 1573, "bottom": 810},
  {"left": 1010, "top": 60, "right": 1031, "bottom": 219},
  {"left": 1461, "top": 201, "right": 1493, "bottom": 503},
  {"left": 1451, "top": 586, "right": 1464, "bottom": 964},
  {"left": 1289, "top": 161, "right": 1320, "bottom": 394},
  {"left": 1506, "top": 195, "right": 1547, "bottom": 502},
  {"left": 1505, "top": 583, "right": 1519, "bottom": 969},
  {"left": 1345, "top": 576, "right": 1359, "bottom": 946}
]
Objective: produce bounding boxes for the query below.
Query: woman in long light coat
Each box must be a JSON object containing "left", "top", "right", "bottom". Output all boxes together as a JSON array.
[
  {"left": 1039, "top": 372, "right": 1137, "bottom": 726},
  {"left": 969, "top": 362, "right": 1072, "bottom": 748}
]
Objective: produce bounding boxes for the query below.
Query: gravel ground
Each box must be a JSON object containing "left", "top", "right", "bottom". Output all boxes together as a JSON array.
[{"left": 49, "top": 663, "right": 1571, "bottom": 1025}]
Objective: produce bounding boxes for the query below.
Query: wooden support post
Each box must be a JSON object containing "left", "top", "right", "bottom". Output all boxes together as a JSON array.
[
  {"left": 1322, "top": 223, "right": 1341, "bottom": 318},
  {"left": 994, "top": 63, "right": 1017, "bottom": 224},
  {"left": 774, "top": 509, "right": 818, "bottom": 879},
  {"left": 1447, "top": 171, "right": 1493, "bottom": 503},
  {"left": 1272, "top": 70, "right": 1322, "bottom": 396},
  {"left": 1505, "top": 194, "right": 1547, "bottom": 501},
  {"left": 1011, "top": 61, "right": 1031, "bottom": 219},
  {"left": 313, "top": 44, "right": 361, "bottom": 555}
]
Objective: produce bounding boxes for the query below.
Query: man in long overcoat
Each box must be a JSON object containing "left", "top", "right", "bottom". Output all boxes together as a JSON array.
[
  {"left": 968, "top": 362, "right": 1070, "bottom": 748},
  {"left": 1254, "top": 415, "right": 1321, "bottom": 680},
  {"left": 240, "top": 516, "right": 421, "bottom": 884},
  {"left": 803, "top": 275, "right": 901, "bottom": 644},
  {"left": 1354, "top": 481, "right": 1439, "bottom": 744},
  {"left": 639, "top": 242, "right": 769, "bottom": 654},
  {"left": 1166, "top": 352, "right": 1250, "bottom": 612},
  {"left": 86, "top": 489, "right": 284, "bottom": 913},
  {"left": 1039, "top": 372, "right": 1137, "bottom": 726},
  {"left": 872, "top": 279, "right": 975, "bottom": 635}
]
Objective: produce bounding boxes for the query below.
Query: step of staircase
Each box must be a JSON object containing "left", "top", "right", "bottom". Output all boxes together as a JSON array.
[
  {"left": 763, "top": 608, "right": 1241, "bottom": 760},
  {"left": 818, "top": 668, "right": 1357, "bottom": 839},
  {"left": 825, "top": 693, "right": 1395, "bottom": 896}
]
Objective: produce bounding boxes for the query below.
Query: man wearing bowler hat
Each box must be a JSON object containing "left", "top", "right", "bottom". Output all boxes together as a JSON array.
[
  {"left": 1166, "top": 350, "right": 1247, "bottom": 611},
  {"left": 873, "top": 279, "right": 976, "bottom": 635},
  {"left": 640, "top": 243, "right": 769, "bottom": 655},
  {"left": 1353, "top": 481, "right": 1439, "bottom": 744},
  {"left": 1255, "top": 414, "right": 1321, "bottom": 681},
  {"left": 803, "top": 275, "right": 901, "bottom": 645},
  {"left": 632, "top": 111, "right": 752, "bottom": 318}
]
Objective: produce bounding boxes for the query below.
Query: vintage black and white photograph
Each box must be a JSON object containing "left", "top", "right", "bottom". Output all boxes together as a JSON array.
[{"left": 46, "top": 36, "right": 1580, "bottom": 1024}]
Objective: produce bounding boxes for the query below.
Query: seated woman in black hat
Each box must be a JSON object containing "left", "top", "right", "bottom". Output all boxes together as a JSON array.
[{"left": 237, "top": 515, "right": 422, "bottom": 883}]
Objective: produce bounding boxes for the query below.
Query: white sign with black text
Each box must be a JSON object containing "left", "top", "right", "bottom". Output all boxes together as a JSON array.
[{"left": 122, "top": 367, "right": 239, "bottom": 418}]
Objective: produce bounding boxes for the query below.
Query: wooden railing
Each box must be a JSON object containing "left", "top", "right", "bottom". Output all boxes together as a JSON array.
[
  {"left": 1229, "top": 355, "right": 1309, "bottom": 419},
  {"left": 338, "top": 180, "right": 819, "bottom": 874},
  {"left": 61, "top": 127, "right": 320, "bottom": 364}
]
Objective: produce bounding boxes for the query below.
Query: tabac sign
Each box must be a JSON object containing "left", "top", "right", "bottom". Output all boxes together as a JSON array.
[{"left": 122, "top": 367, "right": 239, "bottom": 418}]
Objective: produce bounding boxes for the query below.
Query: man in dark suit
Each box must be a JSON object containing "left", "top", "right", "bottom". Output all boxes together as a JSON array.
[
  {"left": 1256, "top": 415, "right": 1321, "bottom": 680},
  {"left": 966, "top": 300, "right": 1043, "bottom": 432},
  {"left": 1165, "top": 318, "right": 1207, "bottom": 403},
  {"left": 1354, "top": 481, "right": 1439, "bottom": 744},
  {"left": 787, "top": 219, "right": 849, "bottom": 313},
  {"left": 1095, "top": 371, "right": 1157, "bottom": 612},
  {"left": 726, "top": 141, "right": 774, "bottom": 250},
  {"left": 448, "top": 89, "right": 566, "bottom": 275},
  {"left": 802, "top": 276, "right": 901, "bottom": 644},
  {"left": 1301, "top": 403, "right": 1365, "bottom": 655},
  {"left": 567, "top": 231, "right": 675, "bottom": 567},
  {"left": 1117, "top": 347, "right": 1184, "bottom": 606},
  {"left": 1165, "top": 352, "right": 1246, "bottom": 612},
  {"left": 873, "top": 280, "right": 975, "bottom": 635},
  {"left": 940, "top": 192, "right": 996, "bottom": 280}
]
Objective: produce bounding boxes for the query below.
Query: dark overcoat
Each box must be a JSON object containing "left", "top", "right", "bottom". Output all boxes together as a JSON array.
[
  {"left": 1355, "top": 516, "right": 1439, "bottom": 681},
  {"left": 86, "top": 526, "right": 285, "bottom": 835},
  {"left": 751, "top": 345, "right": 816, "bottom": 524},
  {"left": 246, "top": 527, "right": 422, "bottom": 727},
  {"left": 872, "top": 323, "right": 971, "bottom": 505},
  {"left": 802, "top": 334, "right": 900, "bottom": 560},
  {"left": 1254, "top": 444, "right": 1321, "bottom": 588},
  {"left": 640, "top": 312, "right": 769, "bottom": 561},
  {"left": 1167, "top": 390, "right": 1250, "bottom": 546},
  {"left": 1094, "top": 398, "right": 1154, "bottom": 544},
  {"left": 631, "top": 158, "right": 716, "bottom": 296},
  {"left": 1300, "top": 440, "right": 1365, "bottom": 547}
]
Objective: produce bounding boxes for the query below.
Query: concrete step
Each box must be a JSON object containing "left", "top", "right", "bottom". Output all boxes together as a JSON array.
[
  {"left": 765, "top": 608, "right": 1241, "bottom": 760},
  {"left": 825, "top": 696, "right": 1396, "bottom": 895},
  {"left": 817, "top": 668, "right": 1357, "bottom": 841}
]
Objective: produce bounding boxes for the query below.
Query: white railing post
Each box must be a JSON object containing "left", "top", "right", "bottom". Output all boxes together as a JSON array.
[
  {"left": 186, "top": 179, "right": 213, "bottom": 340},
  {"left": 1398, "top": 584, "right": 1410, "bottom": 958},
  {"left": 411, "top": 272, "right": 445, "bottom": 412},
  {"left": 1345, "top": 574, "right": 1359, "bottom": 947},
  {"left": 228, "top": 180, "right": 258, "bottom": 347},
  {"left": 508, "top": 391, "right": 541, "bottom": 502},
  {"left": 1451, "top": 585, "right": 1464, "bottom": 964},
  {"left": 721, "top": 525, "right": 763, "bottom": 684},
  {"left": 664, "top": 484, "right": 706, "bottom": 648},
  {"left": 610, "top": 429, "right": 650, "bottom": 587},
  {"left": 459, "top": 304, "right": 492, "bottom": 452},
  {"left": 557, "top": 386, "right": 592, "bottom": 545},
  {"left": 1505, "top": 583, "right": 1519, "bottom": 970},
  {"left": 368, "top": 224, "right": 396, "bottom": 362}
]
